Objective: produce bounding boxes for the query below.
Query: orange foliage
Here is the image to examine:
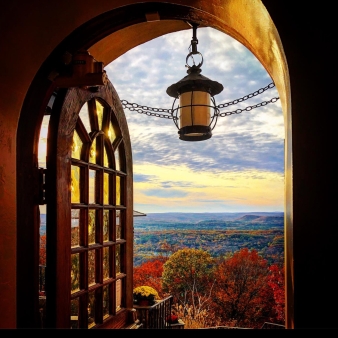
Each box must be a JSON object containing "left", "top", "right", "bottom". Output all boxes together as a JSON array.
[
  {"left": 213, "top": 248, "right": 275, "bottom": 328},
  {"left": 39, "top": 234, "right": 46, "bottom": 266},
  {"left": 267, "top": 264, "right": 285, "bottom": 323},
  {"left": 133, "top": 256, "right": 167, "bottom": 298}
]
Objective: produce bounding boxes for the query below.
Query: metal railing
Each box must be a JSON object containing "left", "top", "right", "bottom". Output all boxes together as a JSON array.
[
  {"left": 133, "top": 296, "right": 174, "bottom": 329},
  {"left": 201, "top": 322, "right": 285, "bottom": 329},
  {"left": 261, "top": 322, "right": 285, "bottom": 329}
]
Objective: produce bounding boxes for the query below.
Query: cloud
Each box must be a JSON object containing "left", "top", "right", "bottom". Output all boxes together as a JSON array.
[
  {"left": 144, "top": 189, "right": 188, "bottom": 198},
  {"left": 106, "top": 27, "right": 284, "bottom": 213}
]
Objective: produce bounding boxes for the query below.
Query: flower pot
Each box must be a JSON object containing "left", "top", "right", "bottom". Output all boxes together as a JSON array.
[{"left": 137, "top": 299, "right": 151, "bottom": 306}]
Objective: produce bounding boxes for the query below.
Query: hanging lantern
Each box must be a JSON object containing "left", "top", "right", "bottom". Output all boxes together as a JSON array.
[{"left": 166, "top": 23, "right": 223, "bottom": 141}]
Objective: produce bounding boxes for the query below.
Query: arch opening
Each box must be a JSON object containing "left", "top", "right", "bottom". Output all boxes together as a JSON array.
[{"left": 17, "top": 1, "right": 291, "bottom": 328}]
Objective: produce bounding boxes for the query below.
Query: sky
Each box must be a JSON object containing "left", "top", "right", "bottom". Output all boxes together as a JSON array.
[
  {"left": 38, "top": 27, "right": 284, "bottom": 214},
  {"left": 105, "top": 27, "right": 284, "bottom": 214}
]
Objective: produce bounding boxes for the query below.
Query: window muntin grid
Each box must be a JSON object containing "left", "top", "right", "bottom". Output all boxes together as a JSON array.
[{"left": 70, "top": 98, "right": 127, "bottom": 328}]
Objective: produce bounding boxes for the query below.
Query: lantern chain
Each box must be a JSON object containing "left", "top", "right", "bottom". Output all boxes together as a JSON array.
[{"left": 120, "top": 82, "right": 279, "bottom": 120}]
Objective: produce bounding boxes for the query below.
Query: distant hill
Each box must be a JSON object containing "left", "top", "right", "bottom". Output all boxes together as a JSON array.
[
  {"left": 133, "top": 212, "right": 284, "bottom": 232},
  {"left": 134, "top": 212, "right": 283, "bottom": 225},
  {"left": 39, "top": 212, "right": 284, "bottom": 266},
  {"left": 40, "top": 212, "right": 284, "bottom": 234},
  {"left": 237, "top": 215, "right": 262, "bottom": 221},
  {"left": 133, "top": 212, "right": 284, "bottom": 266}
]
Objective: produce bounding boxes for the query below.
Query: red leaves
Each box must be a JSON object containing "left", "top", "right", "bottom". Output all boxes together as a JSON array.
[
  {"left": 267, "top": 264, "right": 285, "bottom": 322},
  {"left": 213, "top": 248, "right": 277, "bottom": 328},
  {"left": 133, "top": 257, "right": 167, "bottom": 298},
  {"left": 39, "top": 234, "right": 46, "bottom": 266}
]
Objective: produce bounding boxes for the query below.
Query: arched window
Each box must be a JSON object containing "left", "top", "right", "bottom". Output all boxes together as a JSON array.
[{"left": 43, "top": 81, "right": 133, "bottom": 328}]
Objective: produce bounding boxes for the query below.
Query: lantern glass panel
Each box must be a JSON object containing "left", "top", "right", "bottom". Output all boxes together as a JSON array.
[{"left": 179, "top": 91, "right": 211, "bottom": 129}]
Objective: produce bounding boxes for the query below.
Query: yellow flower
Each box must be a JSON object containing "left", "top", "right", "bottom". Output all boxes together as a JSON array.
[{"left": 133, "top": 286, "right": 159, "bottom": 304}]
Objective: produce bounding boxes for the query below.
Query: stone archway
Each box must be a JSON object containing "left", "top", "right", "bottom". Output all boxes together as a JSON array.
[{"left": 17, "top": 0, "right": 291, "bottom": 328}]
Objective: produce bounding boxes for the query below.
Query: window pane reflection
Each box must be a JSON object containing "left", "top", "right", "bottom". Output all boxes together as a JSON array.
[
  {"left": 89, "top": 138, "right": 96, "bottom": 164},
  {"left": 108, "top": 121, "right": 116, "bottom": 144},
  {"left": 116, "top": 245, "right": 121, "bottom": 275},
  {"left": 116, "top": 210, "right": 121, "bottom": 240},
  {"left": 103, "top": 146, "right": 109, "bottom": 167},
  {"left": 96, "top": 100, "right": 104, "bottom": 130},
  {"left": 71, "top": 253, "right": 80, "bottom": 293},
  {"left": 71, "top": 209, "right": 80, "bottom": 247},
  {"left": 71, "top": 166, "right": 80, "bottom": 203},
  {"left": 88, "top": 250, "right": 96, "bottom": 286},
  {"left": 116, "top": 279, "right": 122, "bottom": 312},
  {"left": 103, "top": 247, "right": 109, "bottom": 280},
  {"left": 88, "top": 291, "right": 96, "bottom": 328},
  {"left": 88, "top": 210, "right": 96, "bottom": 245},
  {"left": 79, "top": 103, "right": 91, "bottom": 133},
  {"left": 72, "top": 129, "right": 82, "bottom": 160},
  {"left": 116, "top": 176, "right": 121, "bottom": 205},
  {"left": 115, "top": 148, "right": 120, "bottom": 171},
  {"left": 89, "top": 170, "right": 96, "bottom": 204},
  {"left": 103, "top": 210, "right": 109, "bottom": 242},
  {"left": 103, "top": 172, "right": 109, "bottom": 205},
  {"left": 103, "top": 285, "right": 109, "bottom": 319}
]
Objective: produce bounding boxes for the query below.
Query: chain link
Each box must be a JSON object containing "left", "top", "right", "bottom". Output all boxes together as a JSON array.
[
  {"left": 120, "top": 82, "right": 279, "bottom": 119},
  {"left": 120, "top": 100, "right": 175, "bottom": 119},
  {"left": 219, "top": 97, "right": 279, "bottom": 117}
]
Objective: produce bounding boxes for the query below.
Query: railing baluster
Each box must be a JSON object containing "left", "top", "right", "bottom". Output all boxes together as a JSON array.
[{"left": 134, "top": 295, "right": 174, "bottom": 329}]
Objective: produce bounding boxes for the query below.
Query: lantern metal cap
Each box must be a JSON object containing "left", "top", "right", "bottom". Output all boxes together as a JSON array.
[
  {"left": 166, "top": 65, "right": 223, "bottom": 98},
  {"left": 178, "top": 125, "right": 212, "bottom": 141}
]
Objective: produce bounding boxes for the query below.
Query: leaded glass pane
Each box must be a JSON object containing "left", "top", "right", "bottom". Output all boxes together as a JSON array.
[
  {"left": 89, "top": 138, "right": 96, "bottom": 164},
  {"left": 116, "top": 279, "right": 122, "bottom": 312},
  {"left": 116, "top": 176, "right": 121, "bottom": 205},
  {"left": 88, "top": 250, "right": 96, "bottom": 286},
  {"left": 103, "top": 146, "right": 109, "bottom": 168},
  {"left": 103, "top": 173, "right": 109, "bottom": 205},
  {"left": 79, "top": 103, "right": 91, "bottom": 133},
  {"left": 103, "top": 285, "right": 109, "bottom": 319},
  {"left": 70, "top": 298, "right": 79, "bottom": 329},
  {"left": 88, "top": 210, "right": 96, "bottom": 245},
  {"left": 103, "top": 210, "right": 109, "bottom": 242},
  {"left": 103, "top": 247, "right": 109, "bottom": 280},
  {"left": 71, "top": 253, "right": 80, "bottom": 293},
  {"left": 71, "top": 209, "right": 80, "bottom": 248},
  {"left": 116, "top": 244, "right": 121, "bottom": 275},
  {"left": 89, "top": 170, "right": 96, "bottom": 204},
  {"left": 115, "top": 148, "right": 120, "bottom": 171},
  {"left": 96, "top": 100, "right": 104, "bottom": 130},
  {"left": 72, "top": 129, "right": 82, "bottom": 160},
  {"left": 68, "top": 95, "right": 129, "bottom": 328},
  {"left": 71, "top": 165, "right": 80, "bottom": 203},
  {"left": 88, "top": 291, "right": 96, "bottom": 328},
  {"left": 116, "top": 210, "right": 121, "bottom": 240},
  {"left": 108, "top": 121, "right": 116, "bottom": 144}
]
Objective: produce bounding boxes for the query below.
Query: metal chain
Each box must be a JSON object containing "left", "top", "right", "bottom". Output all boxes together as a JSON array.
[
  {"left": 120, "top": 82, "right": 279, "bottom": 119},
  {"left": 219, "top": 97, "right": 279, "bottom": 117},
  {"left": 120, "top": 100, "right": 174, "bottom": 119},
  {"left": 217, "top": 82, "right": 276, "bottom": 108}
]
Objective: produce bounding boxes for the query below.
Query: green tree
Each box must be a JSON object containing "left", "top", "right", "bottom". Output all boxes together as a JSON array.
[{"left": 162, "top": 248, "right": 216, "bottom": 325}]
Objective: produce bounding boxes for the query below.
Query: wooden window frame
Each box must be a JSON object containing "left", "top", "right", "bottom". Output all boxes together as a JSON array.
[{"left": 44, "top": 83, "right": 133, "bottom": 329}]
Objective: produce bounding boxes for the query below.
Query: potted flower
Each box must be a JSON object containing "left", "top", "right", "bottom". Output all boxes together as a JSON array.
[{"left": 133, "top": 286, "right": 159, "bottom": 306}]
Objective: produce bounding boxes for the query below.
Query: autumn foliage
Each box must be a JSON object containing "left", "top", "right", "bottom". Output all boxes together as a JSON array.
[
  {"left": 39, "top": 234, "right": 46, "bottom": 266},
  {"left": 133, "top": 256, "right": 168, "bottom": 298},
  {"left": 162, "top": 248, "right": 218, "bottom": 327},
  {"left": 267, "top": 264, "right": 285, "bottom": 323},
  {"left": 213, "top": 248, "right": 276, "bottom": 328},
  {"left": 134, "top": 246, "right": 285, "bottom": 328}
]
